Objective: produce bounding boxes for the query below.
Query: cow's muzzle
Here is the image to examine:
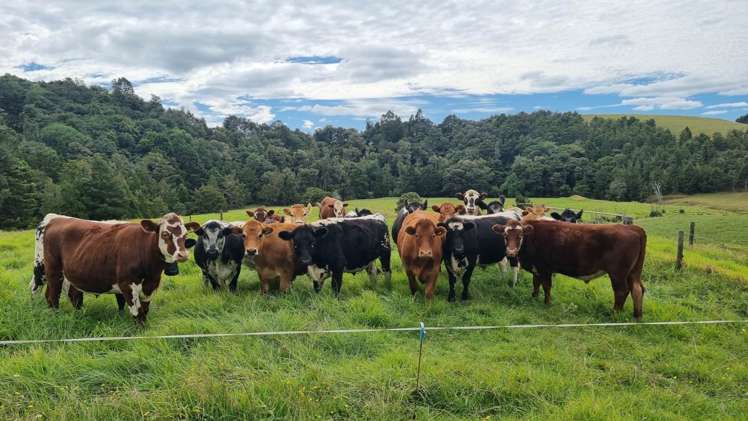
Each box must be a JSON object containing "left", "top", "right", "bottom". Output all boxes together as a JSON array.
[
  {"left": 418, "top": 249, "right": 433, "bottom": 258},
  {"left": 506, "top": 248, "right": 519, "bottom": 258},
  {"left": 245, "top": 248, "right": 258, "bottom": 256}
]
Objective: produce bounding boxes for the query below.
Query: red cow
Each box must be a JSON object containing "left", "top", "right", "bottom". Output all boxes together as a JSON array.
[{"left": 397, "top": 210, "right": 447, "bottom": 300}]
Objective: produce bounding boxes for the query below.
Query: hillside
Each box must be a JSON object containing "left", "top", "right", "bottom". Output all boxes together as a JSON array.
[{"left": 582, "top": 114, "right": 748, "bottom": 136}]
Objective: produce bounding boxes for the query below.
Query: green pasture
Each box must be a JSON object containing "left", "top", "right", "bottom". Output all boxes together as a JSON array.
[
  {"left": 1, "top": 195, "right": 747, "bottom": 419},
  {"left": 582, "top": 114, "right": 748, "bottom": 136}
]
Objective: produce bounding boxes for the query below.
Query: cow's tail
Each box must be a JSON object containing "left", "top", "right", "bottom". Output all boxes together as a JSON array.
[
  {"left": 632, "top": 227, "right": 647, "bottom": 294},
  {"left": 30, "top": 214, "right": 58, "bottom": 294}
]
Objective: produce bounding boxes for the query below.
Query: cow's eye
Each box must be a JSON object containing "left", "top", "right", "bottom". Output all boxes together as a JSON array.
[{"left": 161, "top": 232, "right": 170, "bottom": 239}]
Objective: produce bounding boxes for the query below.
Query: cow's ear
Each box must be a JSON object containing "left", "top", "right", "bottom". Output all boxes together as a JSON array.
[
  {"left": 305, "top": 204, "right": 312, "bottom": 214},
  {"left": 435, "top": 226, "right": 447, "bottom": 237},
  {"left": 431, "top": 204, "right": 441, "bottom": 212},
  {"left": 246, "top": 210, "right": 255, "bottom": 218},
  {"left": 456, "top": 205, "right": 467, "bottom": 215},
  {"left": 262, "top": 227, "right": 273, "bottom": 236},
  {"left": 550, "top": 212, "right": 562, "bottom": 221},
  {"left": 498, "top": 195, "right": 506, "bottom": 206},
  {"left": 283, "top": 208, "right": 292, "bottom": 216},
  {"left": 185, "top": 238, "right": 197, "bottom": 249},
  {"left": 141, "top": 220, "right": 159, "bottom": 232},
  {"left": 278, "top": 231, "right": 293, "bottom": 241},
  {"left": 267, "top": 210, "right": 275, "bottom": 216},
  {"left": 522, "top": 225, "right": 534, "bottom": 234},
  {"left": 342, "top": 202, "right": 348, "bottom": 207},
  {"left": 185, "top": 222, "right": 201, "bottom": 232},
  {"left": 422, "top": 200, "right": 428, "bottom": 209},
  {"left": 521, "top": 210, "right": 529, "bottom": 217},
  {"left": 490, "top": 224, "right": 506, "bottom": 234},
  {"left": 405, "top": 226, "right": 417, "bottom": 236},
  {"left": 313, "top": 227, "right": 328, "bottom": 238},
  {"left": 480, "top": 192, "right": 488, "bottom": 199},
  {"left": 224, "top": 225, "right": 242, "bottom": 235},
  {"left": 577, "top": 210, "right": 584, "bottom": 219},
  {"left": 455, "top": 192, "right": 464, "bottom": 200},
  {"left": 463, "top": 222, "right": 475, "bottom": 231}
]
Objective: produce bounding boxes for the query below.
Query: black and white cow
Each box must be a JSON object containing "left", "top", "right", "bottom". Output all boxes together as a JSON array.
[
  {"left": 456, "top": 190, "right": 488, "bottom": 215},
  {"left": 439, "top": 211, "right": 521, "bottom": 301},
  {"left": 391, "top": 200, "right": 428, "bottom": 246},
  {"left": 551, "top": 208, "right": 584, "bottom": 223},
  {"left": 192, "top": 220, "right": 245, "bottom": 292},
  {"left": 345, "top": 208, "right": 373, "bottom": 217},
  {"left": 482, "top": 195, "right": 506, "bottom": 214},
  {"left": 278, "top": 215, "right": 391, "bottom": 296}
]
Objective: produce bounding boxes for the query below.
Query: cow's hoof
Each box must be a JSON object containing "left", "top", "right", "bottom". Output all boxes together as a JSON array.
[
  {"left": 461, "top": 294, "right": 471, "bottom": 301},
  {"left": 447, "top": 294, "right": 456, "bottom": 302}
]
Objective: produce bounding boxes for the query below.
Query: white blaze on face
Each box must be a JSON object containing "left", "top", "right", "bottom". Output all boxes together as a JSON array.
[
  {"left": 504, "top": 225, "right": 524, "bottom": 255},
  {"left": 333, "top": 200, "right": 346, "bottom": 217},
  {"left": 159, "top": 220, "right": 188, "bottom": 263},
  {"left": 464, "top": 190, "right": 480, "bottom": 213}
]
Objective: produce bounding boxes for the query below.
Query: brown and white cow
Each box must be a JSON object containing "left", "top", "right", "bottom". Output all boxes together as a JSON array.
[
  {"left": 397, "top": 210, "right": 447, "bottom": 300},
  {"left": 456, "top": 189, "right": 487, "bottom": 215},
  {"left": 318, "top": 196, "right": 348, "bottom": 219},
  {"left": 431, "top": 202, "right": 467, "bottom": 222},
  {"left": 242, "top": 220, "right": 304, "bottom": 294},
  {"left": 30, "top": 213, "right": 199, "bottom": 324},
  {"left": 247, "top": 208, "right": 284, "bottom": 224},
  {"left": 491, "top": 220, "right": 647, "bottom": 319},
  {"left": 283, "top": 203, "right": 313, "bottom": 225}
]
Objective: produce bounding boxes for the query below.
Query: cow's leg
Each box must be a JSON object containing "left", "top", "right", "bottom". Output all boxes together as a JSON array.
[
  {"left": 331, "top": 270, "right": 344, "bottom": 297},
  {"left": 629, "top": 274, "right": 645, "bottom": 321},
  {"left": 229, "top": 265, "right": 240, "bottom": 293},
  {"left": 67, "top": 286, "right": 83, "bottom": 309},
  {"left": 44, "top": 268, "right": 63, "bottom": 309},
  {"left": 461, "top": 263, "right": 476, "bottom": 301},
  {"left": 445, "top": 262, "right": 457, "bottom": 302},
  {"left": 541, "top": 274, "right": 553, "bottom": 305},
  {"left": 407, "top": 271, "right": 418, "bottom": 296},
  {"left": 499, "top": 257, "right": 509, "bottom": 273},
  {"left": 367, "top": 262, "right": 378, "bottom": 284},
  {"left": 117, "top": 282, "right": 146, "bottom": 325},
  {"left": 115, "top": 293, "right": 126, "bottom": 311},
  {"left": 610, "top": 272, "right": 631, "bottom": 314},
  {"left": 423, "top": 272, "right": 437, "bottom": 302},
  {"left": 257, "top": 269, "right": 270, "bottom": 295},
  {"left": 279, "top": 271, "right": 293, "bottom": 293},
  {"left": 531, "top": 273, "right": 541, "bottom": 298},
  {"left": 380, "top": 247, "right": 392, "bottom": 288}
]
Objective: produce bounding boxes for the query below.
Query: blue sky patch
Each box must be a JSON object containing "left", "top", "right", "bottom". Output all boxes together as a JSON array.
[{"left": 287, "top": 56, "right": 342, "bottom": 64}]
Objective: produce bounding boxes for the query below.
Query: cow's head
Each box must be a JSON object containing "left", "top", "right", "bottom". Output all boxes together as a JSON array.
[
  {"left": 551, "top": 208, "right": 583, "bottom": 223},
  {"left": 405, "top": 200, "right": 428, "bottom": 213},
  {"left": 278, "top": 225, "right": 328, "bottom": 266},
  {"left": 141, "top": 213, "right": 200, "bottom": 263},
  {"left": 521, "top": 205, "right": 550, "bottom": 221},
  {"left": 283, "top": 203, "right": 312, "bottom": 225},
  {"left": 439, "top": 219, "right": 475, "bottom": 260},
  {"left": 491, "top": 220, "right": 533, "bottom": 258},
  {"left": 484, "top": 195, "right": 506, "bottom": 214},
  {"left": 247, "top": 208, "right": 276, "bottom": 223},
  {"left": 191, "top": 220, "right": 242, "bottom": 259},
  {"left": 331, "top": 200, "right": 348, "bottom": 217},
  {"left": 404, "top": 218, "right": 446, "bottom": 260},
  {"left": 242, "top": 220, "right": 274, "bottom": 256},
  {"left": 431, "top": 202, "right": 467, "bottom": 222},
  {"left": 456, "top": 189, "right": 487, "bottom": 215}
]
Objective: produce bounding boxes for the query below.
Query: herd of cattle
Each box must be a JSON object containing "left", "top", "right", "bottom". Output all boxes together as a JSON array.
[{"left": 29, "top": 189, "right": 647, "bottom": 325}]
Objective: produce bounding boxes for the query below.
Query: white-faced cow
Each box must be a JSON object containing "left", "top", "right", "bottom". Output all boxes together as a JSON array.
[
  {"left": 278, "top": 214, "right": 391, "bottom": 296},
  {"left": 456, "top": 190, "right": 488, "bottom": 215},
  {"left": 491, "top": 220, "right": 647, "bottom": 320},
  {"left": 247, "top": 208, "right": 284, "bottom": 223},
  {"left": 482, "top": 195, "right": 506, "bottom": 214},
  {"left": 30, "top": 213, "right": 199, "bottom": 324},
  {"left": 550, "top": 208, "right": 583, "bottom": 223},
  {"left": 392, "top": 199, "right": 428, "bottom": 246},
  {"left": 439, "top": 211, "right": 521, "bottom": 301},
  {"left": 191, "top": 220, "right": 245, "bottom": 292},
  {"left": 318, "top": 196, "right": 348, "bottom": 219}
]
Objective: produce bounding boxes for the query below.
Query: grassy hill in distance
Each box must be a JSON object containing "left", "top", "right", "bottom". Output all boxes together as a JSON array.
[{"left": 582, "top": 114, "right": 747, "bottom": 136}]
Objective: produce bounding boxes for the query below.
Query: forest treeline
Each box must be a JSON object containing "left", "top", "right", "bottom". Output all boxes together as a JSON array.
[{"left": 1, "top": 74, "right": 747, "bottom": 229}]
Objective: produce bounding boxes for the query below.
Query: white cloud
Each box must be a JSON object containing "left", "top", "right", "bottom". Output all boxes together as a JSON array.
[
  {"left": 705, "top": 102, "right": 748, "bottom": 109},
  {"left": 702, "top": 110, "right": 727, "bottom": 115},
  {"left": 294, "top": 98, "right": 424, "bottom": 118},
  {"left": 302, "top": 119, "right": 315, "bottom": 130},
  {"left": 621, "top": 97, "right": 702, "bottom": 111},
  {"left": 1, "top": 0, "right": 746, "bottom": 122}
]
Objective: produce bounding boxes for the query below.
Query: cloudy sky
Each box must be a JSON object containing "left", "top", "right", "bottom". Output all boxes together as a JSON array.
[{"left": 2, "top": 0, "right": 747, "bottom": 130}]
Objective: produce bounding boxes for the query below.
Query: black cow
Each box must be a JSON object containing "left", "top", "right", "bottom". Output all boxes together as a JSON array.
[
  {"left": 278, "top": 215, "right": 391, "bottom": 296},
  {"left": 192, "top": 220, "right": 245, "bottom": 292},
  {"left": 551, "top": 208, "right": 583, "bottom": 223},
  {"left": 439, "top": 212, "right": 521, "bottom": 301},
  {"left": 392, "top": 200, "right": 428, "bottom": 246},
  {"left": 482, "top": 195, "right": 506, "bottom": 214},
  {"left": 345, "top": 208, "right": 373, "bottom": 217}
]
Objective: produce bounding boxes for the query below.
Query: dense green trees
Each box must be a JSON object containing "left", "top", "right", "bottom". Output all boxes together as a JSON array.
[{"left": 1, "top": 74, "right": 747, "bottom": 229}]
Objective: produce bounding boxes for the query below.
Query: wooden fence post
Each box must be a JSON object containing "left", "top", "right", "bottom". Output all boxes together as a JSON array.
[
  {"left": 220, "top": 210, "right": 224, "bottom": 221},
  {"left": 676, "top": 231, "right": 684, "bottom": 270},
  {"left": 689, "top": 222, "right": 695, "bottom": 246}
]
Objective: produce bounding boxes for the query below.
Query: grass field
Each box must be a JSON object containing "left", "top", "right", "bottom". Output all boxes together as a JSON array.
[
  {"left": 1, "top": 196, "right": 748, "bottom": 419},
  {"left": 582, "top": 114, "right": 748, "bottom": 136}
]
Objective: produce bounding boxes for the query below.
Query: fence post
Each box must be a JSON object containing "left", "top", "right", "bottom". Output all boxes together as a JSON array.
[
  {"left": 689, "top": 222, "right": 695, "bottom": 246},
  {"left": 220, "top": 210, "right": 224, "bottom": 221},
  {"left": 676, "top": 231, "right": 684, "bottom": 270}
]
